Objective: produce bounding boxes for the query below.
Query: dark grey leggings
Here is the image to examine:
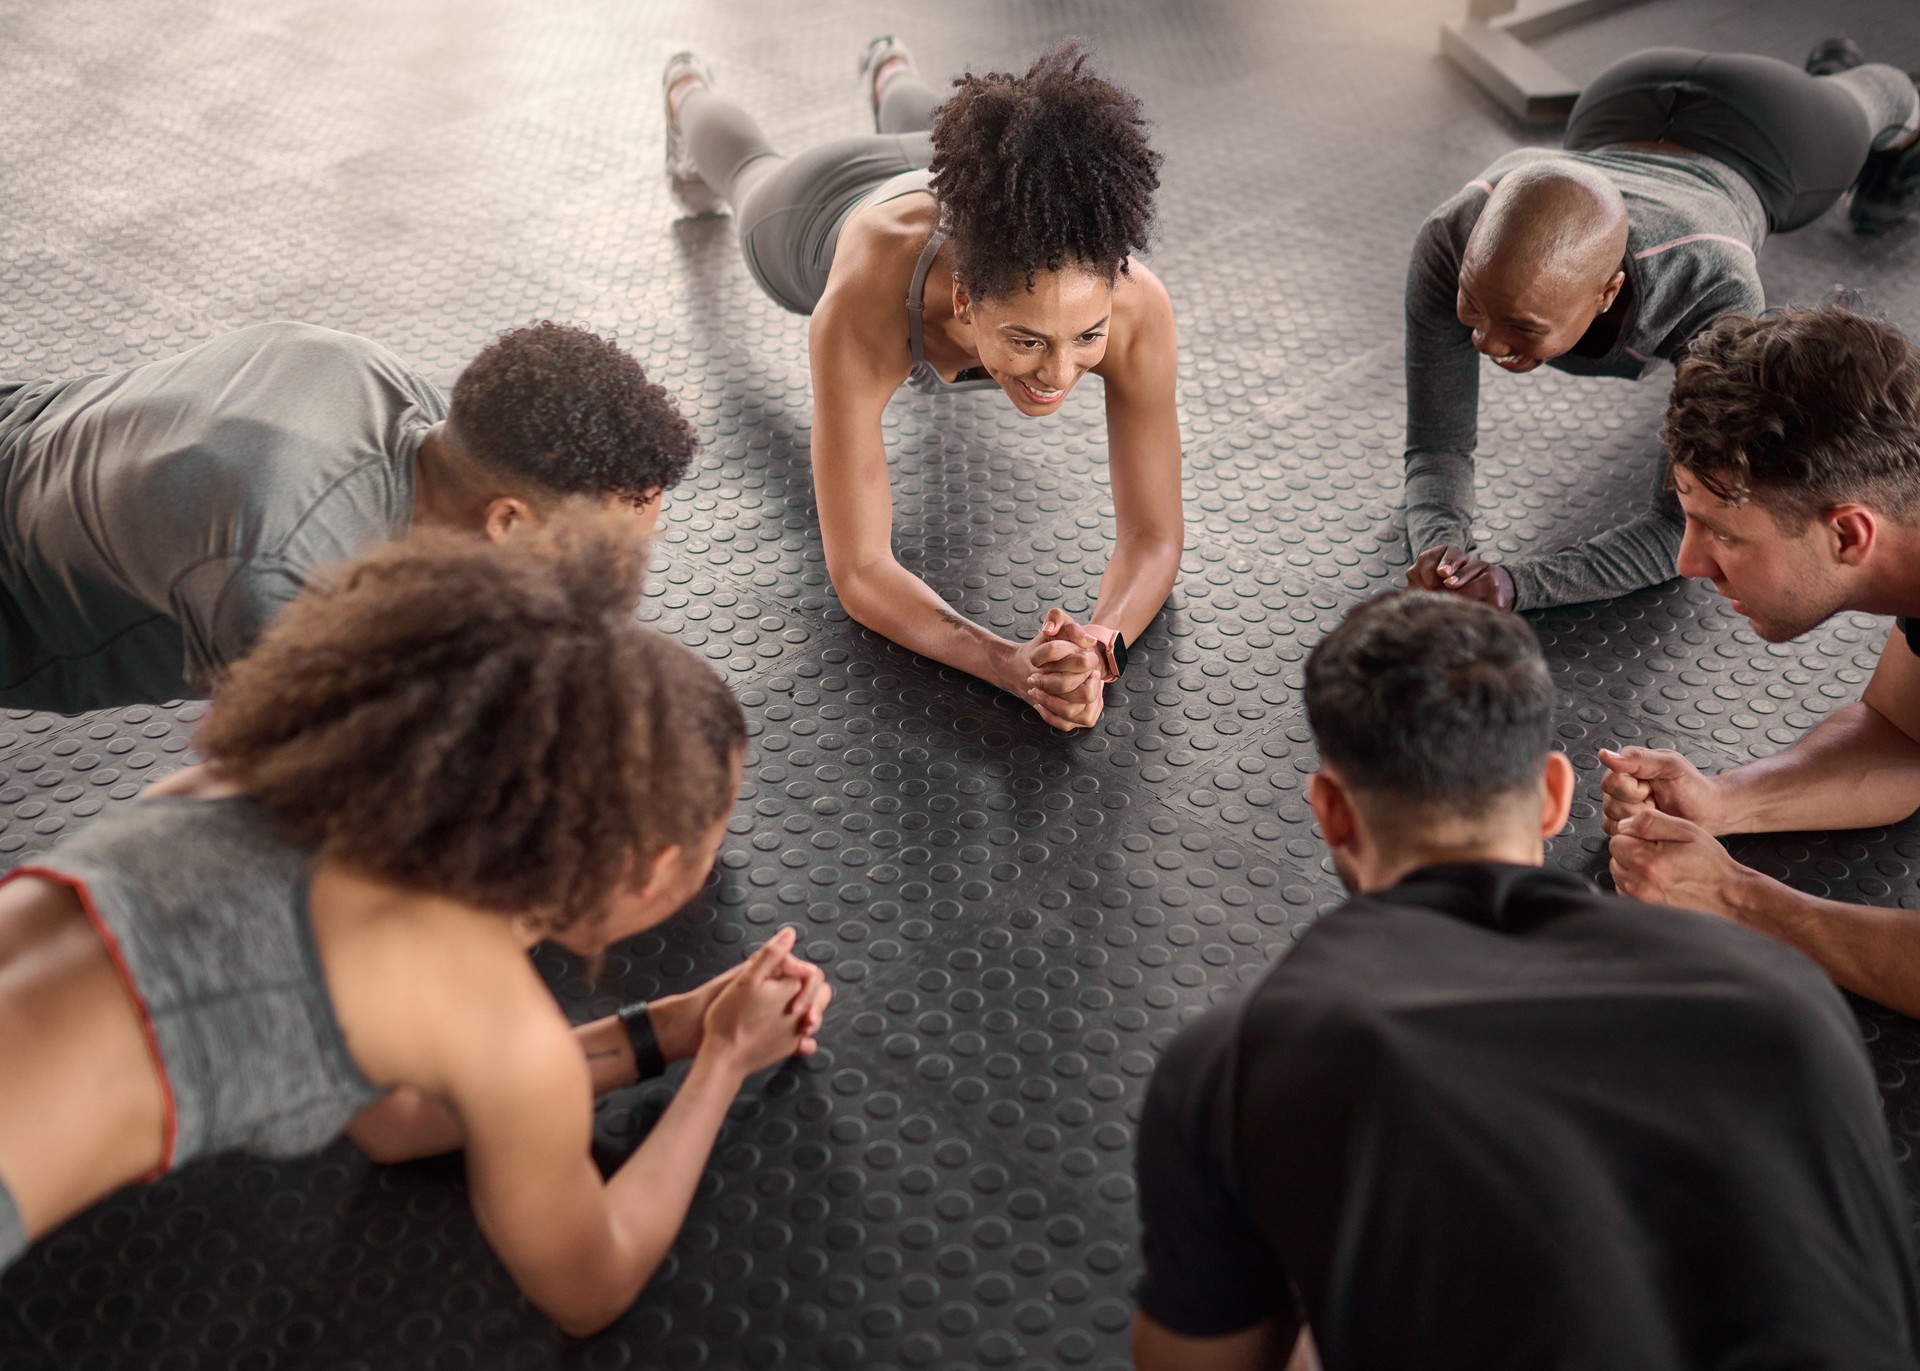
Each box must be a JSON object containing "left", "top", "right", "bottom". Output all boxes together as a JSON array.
[
  {"left": 1566, "top": 48, "right": 1919, "bottom": 232},
  {"left": 682, "top": 74, "right": 943, "bottom": 314}
]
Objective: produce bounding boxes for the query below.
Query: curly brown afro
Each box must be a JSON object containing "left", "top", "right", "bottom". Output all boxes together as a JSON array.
[
  {"left": 929, "top": 42, "right": 1162, "bottom": 299},
  {"left": 200, "top": 515, "right": 744, "bottom": 935},
  {"left": 449, "top": 321, "right": 699, "bottom": 506}
]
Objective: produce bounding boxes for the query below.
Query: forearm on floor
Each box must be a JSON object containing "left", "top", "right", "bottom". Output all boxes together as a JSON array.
[
  {"left": 601, "top": 1050, "right": 748, "bottom": 1288},
  {"left": 1714, "top": 701, "right": 1920, "bottom": 834},
  {"left": 1504, "top": 500, "right": 1683, "bottom": 611},
  {"left": 1403, "top": 449, "right": 1476, "bottom": 558},
  {"left": 356, "top": 1020, "right": 647, "bottom": 1163},
  {"left": 577, "top": 1016, "right": 642, "bottom": 1096},
  {"left": 1729, "top": 870, "right": 1920, "bottom": 1017},
  {"left": 1090, "top": 531, "right": 1182, "bottom": 644},
  {"left": 836, "top": 558, "right": 1019, "bottom": 688}
]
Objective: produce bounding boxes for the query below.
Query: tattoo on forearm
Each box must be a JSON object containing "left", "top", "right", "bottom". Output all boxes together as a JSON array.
[
  {"left": 939, "top": 607, "right": 971, "bottom": 633},
  {"left": 587, "top": 1049, "right": 623, "bottom": 1061}
]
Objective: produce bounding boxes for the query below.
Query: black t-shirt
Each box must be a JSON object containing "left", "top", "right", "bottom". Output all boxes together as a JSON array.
[
  {"left": 1135, "top": 863, "right": 1920, "bottom": 1370},
  {"left": 1899, "top": 617, "right": 1920, "bottom": 658}
]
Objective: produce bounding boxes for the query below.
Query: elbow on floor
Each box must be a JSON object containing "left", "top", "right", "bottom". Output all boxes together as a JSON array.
[
  {"left": 547, "top": 1289, "right": 639, "bottom": 1341},
  {"left": 826, "top": 564, "right": 888, "bottom": 633}
]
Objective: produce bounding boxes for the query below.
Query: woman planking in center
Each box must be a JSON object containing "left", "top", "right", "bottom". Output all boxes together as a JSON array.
[{"left": 663, "top": 39, "right": 1184, "bottom": 732}]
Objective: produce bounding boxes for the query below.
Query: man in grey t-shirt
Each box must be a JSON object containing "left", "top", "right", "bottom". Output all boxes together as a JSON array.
[
  {"left": 1402, "top": 44, "right": 1920, "bottom": 613},
  {"left": 0, "top": 320, "right": 697, "bottom": 712}
]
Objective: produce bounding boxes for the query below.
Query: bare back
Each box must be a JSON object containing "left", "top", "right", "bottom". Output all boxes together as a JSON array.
[
  {"left": 0, "top": 769, "right": 581, "bottom": 1255},
  {"left": 0, "top": 876, "right": 166, "bottom": 1237}
]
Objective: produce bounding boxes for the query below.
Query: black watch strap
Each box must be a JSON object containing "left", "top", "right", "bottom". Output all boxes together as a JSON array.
[{"left": 617, "top": 1001, "right": 668, "bottom": 1081}]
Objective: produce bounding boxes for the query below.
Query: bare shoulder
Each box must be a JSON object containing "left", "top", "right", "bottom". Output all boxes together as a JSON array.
[
  {"left": 810, "top": 196, "right": 935, "bottom": 374},
  {"left": 1097, "top": 261, "right": 1177, "bottom": 381},
  {"left": 308, "top": 873, "right": 579, "bottom": 1099},
  {"left": 833, "top": 192, "right": 939, "bottom": 290}
]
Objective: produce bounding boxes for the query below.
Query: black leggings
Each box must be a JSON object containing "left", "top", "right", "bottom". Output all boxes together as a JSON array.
[{"left": 1565, "top": 48, "right": 1918, "bottom": 232}]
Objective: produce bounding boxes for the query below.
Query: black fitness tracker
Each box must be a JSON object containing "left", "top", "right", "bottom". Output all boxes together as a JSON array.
[{"left": 617, "top": 1001, "right": 669, "bottom": 1081}]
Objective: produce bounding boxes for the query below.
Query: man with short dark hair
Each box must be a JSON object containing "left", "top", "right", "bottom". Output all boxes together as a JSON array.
[
  {"left": 0, "top": 319, "right": 696, "bottom": 712},
  {"left": 1604, "top": 305, "right": 1920, "bottom": 1015},
  {"left": 1403, "top": 42, "right": 1919, "bottom": 612},
  {"left": 1133, "top": 591, "right": 1919, "bottom": 1371}
]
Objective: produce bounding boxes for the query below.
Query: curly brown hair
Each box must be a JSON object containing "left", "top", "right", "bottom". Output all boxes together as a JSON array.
[
  {"left": 1666, "top": 307, "right": 1920, "bottom": 525},
  {"left": 929, "top": 42, "right": 1161, "bottom": 299},
  {"left": 199, "top": 517, "right": 745, "bottom": 934},
  {"left": 450, "top": 321, "right": 700, "bottom": 507}
]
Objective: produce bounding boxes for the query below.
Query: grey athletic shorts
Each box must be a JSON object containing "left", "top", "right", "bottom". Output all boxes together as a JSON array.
[{"left": 738, "top": 132, "right": 933, "bottom": 315}]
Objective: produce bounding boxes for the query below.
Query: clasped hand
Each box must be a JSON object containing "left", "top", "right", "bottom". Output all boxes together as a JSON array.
[
  {"left": 1407, "top": 543, "right": 1515, "bottom": 611},
  {"left": 646, "top": 927, "right": 832, "bottom": 1076},
  {"left": 1599, "top": 746, "right": 1746, "bottom": 917},
  {"left": 1010, "top": 608, "right": 1109, "bottom": 732}
]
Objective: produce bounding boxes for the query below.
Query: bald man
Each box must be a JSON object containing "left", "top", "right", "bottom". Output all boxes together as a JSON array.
[{"left": 1403, "top": 44, "right": 1920, "bottom": 612}]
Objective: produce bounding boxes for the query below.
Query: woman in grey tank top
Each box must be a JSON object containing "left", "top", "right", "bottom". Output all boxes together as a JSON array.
[
  {"left": 663, "top": 41, "right": 1186, "bottom": 736},
  {"left": 0, "top": 520, "right": 831, "bottom": 1336}
]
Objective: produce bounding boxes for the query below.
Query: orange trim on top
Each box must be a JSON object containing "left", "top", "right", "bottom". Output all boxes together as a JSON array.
[{"left": 1, "top": 865, "right": 178, "bottom": 1180}]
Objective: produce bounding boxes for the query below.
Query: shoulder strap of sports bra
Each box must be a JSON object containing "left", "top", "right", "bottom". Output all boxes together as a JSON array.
[{"left": 905, "top": 227, "right": 945, "bottom": 372}]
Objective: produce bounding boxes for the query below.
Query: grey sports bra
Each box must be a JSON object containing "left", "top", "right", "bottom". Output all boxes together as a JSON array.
[
  {"left": 857, "top": 168, "right": 1000, "bottom": 398},
  {"left": 904, "top": 228, "right": 1001, "bottom": 396},
  {"left": 8, "top": 794, "right": 385, "bottom": 1175}
]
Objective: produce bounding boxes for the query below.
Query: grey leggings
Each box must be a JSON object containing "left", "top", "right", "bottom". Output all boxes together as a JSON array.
[{"left": 682, "top": 74, "right": 943, "bottom": 314}]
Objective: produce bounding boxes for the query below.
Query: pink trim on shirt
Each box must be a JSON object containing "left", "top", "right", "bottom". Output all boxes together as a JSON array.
[
  {"left": 1624, "top": 346, "right": 1650, "bottom": 363},
  {"left": 1, "top": 866, "right": 178, "bottom": 1179},
  {"left": 1632, "top": 233, "right": 1755, "bottom": 260},
  {"left": 1466, "top": 179, "right": 1494, "bottom": 195}
]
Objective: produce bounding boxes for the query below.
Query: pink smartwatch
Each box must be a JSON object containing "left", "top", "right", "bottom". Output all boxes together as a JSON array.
[{"left": 1081, "top": 624, "right": 1129, "bottom": 683}]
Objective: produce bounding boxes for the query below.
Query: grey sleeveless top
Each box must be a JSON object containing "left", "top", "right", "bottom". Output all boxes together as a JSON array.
[
  {"left": 11, "top": 794, "right": 384, "bottom": 1172},
  {"left": 859, "top": 168, "right": 1002, "bottom": 398},
  {"left": 905, "top": 229, "right": 1002, "bottom": 396}
]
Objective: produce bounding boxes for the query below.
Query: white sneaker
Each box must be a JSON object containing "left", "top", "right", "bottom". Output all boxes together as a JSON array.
[
  {"left": 857, "top": 35, "right": 917, "bottom": 133},
  {"left": 663, "top": 49, "right": 724, "bottom": 217}
]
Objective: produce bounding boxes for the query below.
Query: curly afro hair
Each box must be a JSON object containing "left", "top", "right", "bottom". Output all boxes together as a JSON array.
[
  {"left": 199, "top": 514, "right": 745, "bottom": 936},
  {"left": 928, "top": 42, "right": 1161, "bottom": 300},
  {"left": 449, "top": 321, "right": 699, "bottom": 506}
]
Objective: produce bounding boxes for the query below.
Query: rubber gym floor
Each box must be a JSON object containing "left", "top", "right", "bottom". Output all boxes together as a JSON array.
[{"left": 3, "top": 0, "right": 1919, "bottom": 1367}]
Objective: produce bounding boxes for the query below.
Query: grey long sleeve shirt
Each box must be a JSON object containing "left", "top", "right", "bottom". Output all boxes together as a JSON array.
[{"left": 1404, "top": 146, "right": 1767, "bottom": 609}]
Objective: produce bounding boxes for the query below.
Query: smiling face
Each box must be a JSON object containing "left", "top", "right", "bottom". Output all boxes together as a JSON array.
[
  {"left": 1455, "top": 256, "right": 1622, "bottom": 374},
  {"left": 1672, "top": 469, "right": 1855, "bottom": 642},
  {"left": 955, "top": 266, "right": 1114, "bottom": 414}
]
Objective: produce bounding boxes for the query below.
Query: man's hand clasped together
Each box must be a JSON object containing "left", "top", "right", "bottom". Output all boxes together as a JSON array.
[
  {"left": 1404, "top": 544, "right": 1515, "bottom": 610},
  {"left": 1599, "top": 308, "right": 1920, "bottom": 1017}
]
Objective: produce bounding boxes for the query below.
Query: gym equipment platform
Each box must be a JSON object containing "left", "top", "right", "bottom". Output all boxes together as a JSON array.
[{"left": 3, "top": 0, "right": 1918, "bottom": 1367}]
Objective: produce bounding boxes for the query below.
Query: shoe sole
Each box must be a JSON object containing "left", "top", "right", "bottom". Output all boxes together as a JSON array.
[
  {"left": 664, "top": 51, "right": 726, "bottom": 217},
  {"left": 858, "top": 35, "right": 916, "bottom": 133}
]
